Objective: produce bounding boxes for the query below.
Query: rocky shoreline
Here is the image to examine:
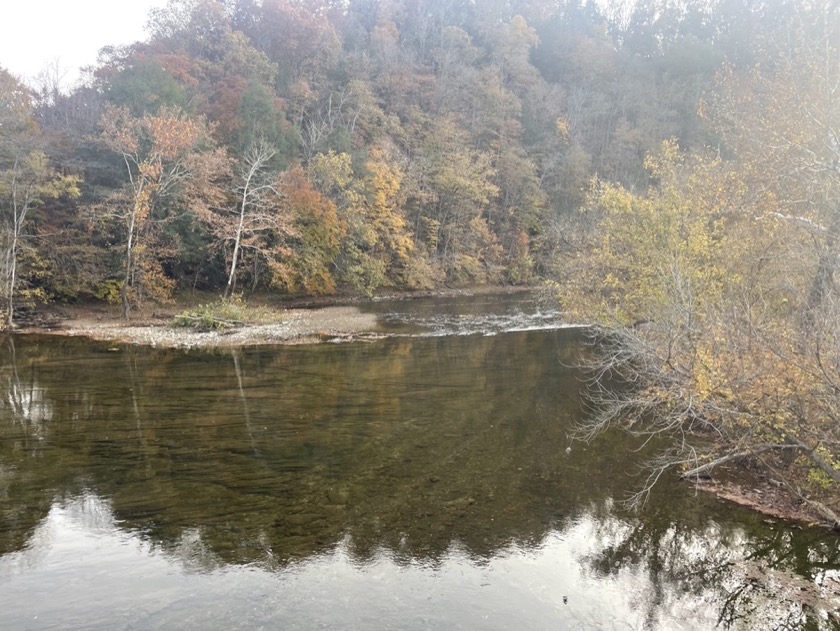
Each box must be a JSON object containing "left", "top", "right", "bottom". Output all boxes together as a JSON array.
[
  {"left": 17, "top": 304, "right": 382, "bottom": 348},
  {"left": 14, "top": 286, "right": 538, "bottom": 348}
]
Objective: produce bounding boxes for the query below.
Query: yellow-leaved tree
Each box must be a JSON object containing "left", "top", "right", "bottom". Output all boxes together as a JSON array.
[
  {"left": 564, "top": 135, "right": 840, "bottom": 524},
  {"left": 309, "top": 146, "right": 418, "bottom": 296},
  {"left": 560, "top": 2, "right": 840, "bottom": 527}
]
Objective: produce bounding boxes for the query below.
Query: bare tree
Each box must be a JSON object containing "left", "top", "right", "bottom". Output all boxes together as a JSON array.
[
  {"left": 226, "top": 140, "right": 280, "bottom": 297},
  {"left": 194, "top": 139, "right": 294, "bottom": 297}
]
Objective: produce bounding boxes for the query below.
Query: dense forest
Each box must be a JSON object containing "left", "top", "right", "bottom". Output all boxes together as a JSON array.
[
  {"left": 0, "top": 0, "right": 779, "bottom": 322},
  {"left": 3, "top": 0, "right": 840, "bottom": 520}
]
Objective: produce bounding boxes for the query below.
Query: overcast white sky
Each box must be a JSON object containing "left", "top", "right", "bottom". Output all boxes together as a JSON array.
[{"left": 0, "top": 0, "right": 169, "bottom": 87}]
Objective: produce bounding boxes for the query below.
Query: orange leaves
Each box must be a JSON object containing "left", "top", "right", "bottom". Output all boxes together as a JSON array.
[
  {"left": 99, "top": 105, "right": 141, "bottom": 155},
  {"left": 282, "top": 165, "right": 343, "bottom": 254},
  {"left": 555, "top": 117, "right": 570, "bottom": 142},
  {"left": 99, "top": 105, "right": 219, "bottom": 316},
  {"left": 143, "top": 110, "right": 205, "bottom": 162},
  {"left": 100, "top": 105, "right": 211, "bottom": 170},
  {"left": 100, "top": 105, "right": 217, "bottom": 226}
]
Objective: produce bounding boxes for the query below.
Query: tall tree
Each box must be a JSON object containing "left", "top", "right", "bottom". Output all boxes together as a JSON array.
[
  {"left": 194, "top": 139, "right": 294, "bottom": 297},
  {"left": 279, "top": 166, "right": 345, "bottom": 294},
  {"left": 309, "top": 148, "right": 416, "bottom": 295},
  {"left": 99, "top": 105, "right": 219, "bottom": 318},
  {"left": 708, "top": 1, "right": 840, "bottom": 324},
  {"left": 407, "top": 115, "right": 501, "bottom": 284}
]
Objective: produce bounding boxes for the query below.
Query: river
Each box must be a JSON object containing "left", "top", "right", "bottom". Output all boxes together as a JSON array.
[{"left": 0, "top": 294, "right": 838, "bottom": 629}]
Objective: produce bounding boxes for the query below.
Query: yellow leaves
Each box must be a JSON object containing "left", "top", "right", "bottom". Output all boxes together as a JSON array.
[
  {"left": 807, "top": 469, "right": 834, "bottom": 491},
  {"left": 306, "top": 145, "right": 418, "bottom": 291},
  {"left": 0, "top": 151, "right": 81, "bottom": 216},
  {"left": 691, "top": 342, "right": 730, "bottom": 404},
  {"left": 363, "top": 147, "right": 413, "bottom": 264},
  {"left": 555, "top": 117, "right": 570, "bottom": 141},
  {"left": 568, "top": 140, "right": 767, "bottom": 342},
  {"left": 509, "top": 14, "right": 538, "bottom": 45},
  {"left": 309, "top": 150, "right": 353, "bottom": 194},
  {"left": 643, "top": 138, "right": 683, "bottom": 180},
  {"left": 367, "top": 147, "right": 402, "bottom": 204},
  {"left": 279, "top": 167, "right": 344, "bottom": 295},
  {"left": 434, "top": 151, "right": 487, "bottom": 203},
  {"left": 593, "top": 181, "right": 638, "bottom": 217},
  {"left": 40, "top": 173, "right": 82, "bottom": 204},
  {"left": 565, "top": 18, "right": 840, "bottom": 510},
  {"left": 138, "top": 162, "right": 162, "bottom": 182}
]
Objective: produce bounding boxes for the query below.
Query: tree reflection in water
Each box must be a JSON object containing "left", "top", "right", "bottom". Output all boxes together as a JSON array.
[
  {"left": 0, "top": 332, "right": 838, "bottom": 629},
  {"left": 584, "top": 498, "right": 840, "bottom": 629},
  {"left": 1, "top": 336, "right": 52, "bottom": 433}
]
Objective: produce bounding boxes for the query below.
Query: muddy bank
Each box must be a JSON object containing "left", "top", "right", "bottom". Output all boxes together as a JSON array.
[{"left": 694, "top": 470, "right": 839, "bottom": 531}]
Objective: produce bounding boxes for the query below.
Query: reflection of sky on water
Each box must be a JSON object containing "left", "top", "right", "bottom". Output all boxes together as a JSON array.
[
  {"left": 0, "top": 493, "right": 731, "bottom": 631},
  {"left": 5, "top": 500, "right": 827, "bottom": 630},
  {"left": 2, "top": 311, "right": 840, "bottom": 630}
]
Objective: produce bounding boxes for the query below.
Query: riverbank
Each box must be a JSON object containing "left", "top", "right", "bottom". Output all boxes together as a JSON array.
[
  {"left": 16, "top": 301, "right": 382, "bottom": 348},
  {"left": 16, "top": 301, "right": 386, "bottom": 348},
  {"left": 14, "top": 286, "right": 534, "bottom": 348},
  {"left": 695, "top": 476, "right": 831, "bottom": 529}
]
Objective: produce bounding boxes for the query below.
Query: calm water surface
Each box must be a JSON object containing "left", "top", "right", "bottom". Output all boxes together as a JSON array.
[{"left": 1, "top": 295, "right": 838, "bottom": 630}]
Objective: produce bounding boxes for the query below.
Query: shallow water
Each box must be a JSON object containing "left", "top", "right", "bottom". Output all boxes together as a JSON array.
[{"left": 0, "top": 295, "right": 838, "bottom": 630}]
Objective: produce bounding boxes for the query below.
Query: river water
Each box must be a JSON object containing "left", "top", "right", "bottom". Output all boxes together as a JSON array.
[{"left": 0, "top": 294, "right": 838, "bottom": 630}]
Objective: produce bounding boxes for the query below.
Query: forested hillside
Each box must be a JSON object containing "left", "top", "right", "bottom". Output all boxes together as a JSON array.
[{"left": 0, "top": 0, "right": 816, "bottom": 324}]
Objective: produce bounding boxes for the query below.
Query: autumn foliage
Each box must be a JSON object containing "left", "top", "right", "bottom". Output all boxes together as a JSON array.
[
  {"left": 9, "top": 0, "right": 771, "bottom": 314},
  {"left": 561, "top": 1, "right": 840, "bottom": 523},
  {"left": 3, "top": 1, "right": 840, "bottom": 517}
]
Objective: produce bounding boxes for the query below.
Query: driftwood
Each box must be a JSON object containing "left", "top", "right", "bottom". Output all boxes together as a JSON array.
[
  {"left": 680, "top": 444, "right": 801, "bottom": 480},
  {"left": 682, "top": 442, "right": 840, "bottom": 530},
  {"left": 173, "top": 315, "right": 244, "bottom": 330}
]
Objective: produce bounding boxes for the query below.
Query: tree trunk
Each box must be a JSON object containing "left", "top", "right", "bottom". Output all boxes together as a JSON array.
[
  {"left": 122, "top": 201, "right": 138, "bottom": 321},
  {"left": 6, "top": 228, "right": 17, "bottom": 328},
  {"left": 4, "top": 167, "right": 26, "bottom": 330},
  {"left": 1, "top": 243, "right": 13, "bottom": 330},
  {"left": 225, "top": 204, "right": 246, "bottom": 299}
]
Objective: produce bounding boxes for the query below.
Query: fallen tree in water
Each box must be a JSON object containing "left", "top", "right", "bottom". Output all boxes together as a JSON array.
[{"left": 577, "top": 324, "right": 840, "bottom": 530}]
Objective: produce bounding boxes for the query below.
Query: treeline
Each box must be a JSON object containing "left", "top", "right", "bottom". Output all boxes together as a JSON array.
[{"left": 0, "top": 0, "right": 781, "bottom": 323}]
